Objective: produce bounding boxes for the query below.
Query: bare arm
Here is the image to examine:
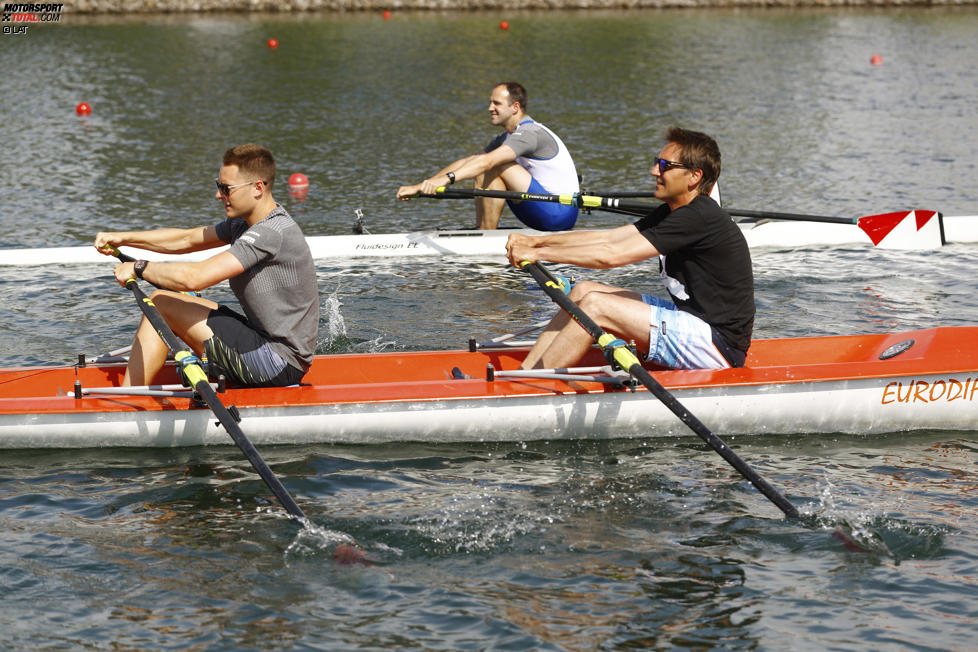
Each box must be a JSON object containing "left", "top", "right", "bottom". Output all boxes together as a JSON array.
[
  {"left": 94, "top": 225, "right": 224, "bottom": 256},
  {"left": 113, "top": 250, "right": 245, "bottom": 293},
  {"left": 396, "top": 145, "right": 518, "bottom": 200},
  {"left": 506, "top": 223, "right": 659, "bottom": 270}
]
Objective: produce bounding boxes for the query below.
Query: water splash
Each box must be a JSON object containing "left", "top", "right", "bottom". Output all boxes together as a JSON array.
[
  {"left": 316, "top": 287, "right": 397, "bottom": 354},
  {"left": 321, "top": 288, "right": 347, "bottom": 346},
  {"left": 801, "top": 481, "right": 953, "bottom": 561}
]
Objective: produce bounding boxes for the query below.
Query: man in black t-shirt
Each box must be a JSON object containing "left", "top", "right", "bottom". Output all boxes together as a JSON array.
[{"left": 506, "top": 127, "right": 754, "bottom": 370}]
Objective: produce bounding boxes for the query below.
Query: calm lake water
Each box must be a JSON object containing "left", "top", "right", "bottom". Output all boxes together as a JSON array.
[{"left": 2, "top": 7, "right": 977, "bottom": 650}]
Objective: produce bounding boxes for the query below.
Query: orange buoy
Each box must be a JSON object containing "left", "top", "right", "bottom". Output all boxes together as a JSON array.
[{"left": 870, "top": 54, "right": 883, "bottom": 65}]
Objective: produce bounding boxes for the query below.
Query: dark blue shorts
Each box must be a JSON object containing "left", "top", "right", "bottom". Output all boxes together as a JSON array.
[
  {"left": 203, "top": 305, "right": 305, "bottom": 387},
  {"left": 506, "top": 177, "right": 579, "bottom": 231}
]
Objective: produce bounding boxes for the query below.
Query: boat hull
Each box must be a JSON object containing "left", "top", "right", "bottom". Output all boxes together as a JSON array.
[{"left": 1, "top": 327, "right": 976, "bottom": 448}]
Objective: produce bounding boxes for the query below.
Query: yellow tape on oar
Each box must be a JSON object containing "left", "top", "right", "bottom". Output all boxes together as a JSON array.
[{"left": 519, "top": 261, "right": 574, "bottom": 295}]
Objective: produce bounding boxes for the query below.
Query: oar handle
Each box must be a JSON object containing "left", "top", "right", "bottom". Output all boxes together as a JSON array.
[
  {"left": 521, "top": 261, "right": 800, "bottom": 519},
  {"left": 107, "top": 244, "right": 136, "bottom": 263}
]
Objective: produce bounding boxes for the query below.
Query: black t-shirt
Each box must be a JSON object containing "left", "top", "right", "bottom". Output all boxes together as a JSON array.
[{"left": 634, "top": 194, "right": 755, "bottom": 353}]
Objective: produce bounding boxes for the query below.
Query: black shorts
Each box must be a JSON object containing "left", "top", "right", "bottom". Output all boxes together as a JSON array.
[{"left": 203, "top": 306, "right": 306, "bottom": 388}]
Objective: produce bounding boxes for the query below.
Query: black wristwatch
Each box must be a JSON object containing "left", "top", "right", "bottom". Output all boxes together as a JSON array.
[
  {"left": 134, "top": 259, "right": 148, "bottom": 279},
  {"left": 446, "top": 171, "right": 456, "bottom": 185}
]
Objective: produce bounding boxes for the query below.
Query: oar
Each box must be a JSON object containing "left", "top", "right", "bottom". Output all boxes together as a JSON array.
[
  {"left": 104, "top": 245, "right": 171, "bottom": 290},
  {"left": 429, "top": 188, "right": 943, "bottom": 248},
  {"left": 520, "top": 261, "right": 800, "bottom": 519},
  {"left": 429, "top": 186, "right": 656, "bottom": 215},
  {"left": 123, "top": 277, "right": 307, "bottom": 523}
]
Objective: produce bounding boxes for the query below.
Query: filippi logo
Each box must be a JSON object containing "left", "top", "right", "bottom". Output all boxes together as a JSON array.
[{"left": 2, "top": 3, "right": 63, "bottom": 33}]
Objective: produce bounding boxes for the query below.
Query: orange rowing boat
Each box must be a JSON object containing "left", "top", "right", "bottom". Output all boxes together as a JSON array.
[{"left": 1, "top": 326, "right": 975, "bottom": 449}]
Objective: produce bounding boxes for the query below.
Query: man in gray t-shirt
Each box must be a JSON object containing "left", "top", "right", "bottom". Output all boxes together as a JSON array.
[{"left": 95, "top": 144, "right": 319, "bottom": 388}]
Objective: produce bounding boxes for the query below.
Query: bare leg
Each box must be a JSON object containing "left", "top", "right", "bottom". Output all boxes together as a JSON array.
[
  {"left": 474, "top": 160, "right": 533, "bottom": 229},
  {"left": 123, "top": 290, "right": 219, "bottom": 386},
  {"left": 521, "top": 282, "right": 651, "bottom": 370},
  {"left": 474, "top": 172, "right": 505, "bottom": 229}
]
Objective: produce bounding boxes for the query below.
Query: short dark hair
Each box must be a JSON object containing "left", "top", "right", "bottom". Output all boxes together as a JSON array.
[
  {"left": 665, "top": 126, "right": 720, "bottom": 196},
  {"left": 495, "top": 81, "right": 527, "bottom": 111},
  {"left": 223, "top": 144, "right": 276, "bottom": 189}
]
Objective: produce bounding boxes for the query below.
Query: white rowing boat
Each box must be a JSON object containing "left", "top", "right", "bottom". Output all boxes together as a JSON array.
[{"left": 1, "top": 211, "right": 975, "bottom": 267}]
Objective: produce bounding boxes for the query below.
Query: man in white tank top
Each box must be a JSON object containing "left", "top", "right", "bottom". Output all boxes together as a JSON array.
[{"left": 396, "top": 82, "right": 580, "bottom": 230}]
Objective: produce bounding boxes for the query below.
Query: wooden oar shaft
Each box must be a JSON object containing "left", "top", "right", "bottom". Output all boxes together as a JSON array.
[
  {"left": 521, "top": 262, "right": 800, "bottom": 519},
  {"left": 124, "top": 279, "right": 307, "bottom": 522}
]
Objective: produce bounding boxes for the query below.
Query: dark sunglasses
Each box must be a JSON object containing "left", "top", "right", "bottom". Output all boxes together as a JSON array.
[
  {"left": 215, "top": 179, "right": 259, "bottom": 197},
  {"left": 652, "top": 158, "right": 690, "bottom": 174}
]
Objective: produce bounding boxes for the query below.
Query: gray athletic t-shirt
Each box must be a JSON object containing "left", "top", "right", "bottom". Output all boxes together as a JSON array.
[
  {"left": 215, "top": 205, "right": 319, "bottom": 371},
  {"left": 485, "top": 116, "right": 559, "bottom": 159}
]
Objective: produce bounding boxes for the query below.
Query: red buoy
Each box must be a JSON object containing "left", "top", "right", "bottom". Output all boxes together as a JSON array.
[
  {"left": 499, "top": 20, "right": 509, "bottom": 31},
  {"left": 75, "top": 102, "right": 92, "bottom": 116},
  {"left": 288, "top": 172, "right": 309, "bottom": 199},
  {"left": 382, "top": 10, "right": 391, "bottom": 19},
  {"left": 870, "top": 54, "right": 883, "bottom": 65},
  {"left": 267, "top": 38, "right": 279, "bottom": 49}
]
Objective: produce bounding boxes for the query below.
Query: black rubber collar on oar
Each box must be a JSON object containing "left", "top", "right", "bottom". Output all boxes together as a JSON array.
[
  {"left": 521, "top": 261, "right": 800, "bottom": 520},
  {"left": 123, "top": 278, "right": 307, "bottom": 523}
]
